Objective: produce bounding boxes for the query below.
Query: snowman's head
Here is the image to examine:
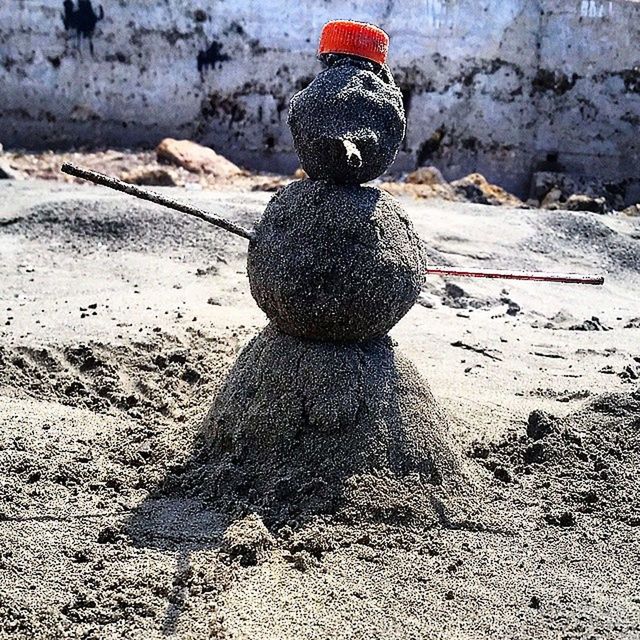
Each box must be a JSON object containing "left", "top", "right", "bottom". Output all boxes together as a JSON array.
[{"left": 288, "top": 21, "right": 406, "bottom": 184}]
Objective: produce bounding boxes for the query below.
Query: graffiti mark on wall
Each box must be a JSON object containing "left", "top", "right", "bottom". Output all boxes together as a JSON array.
[
  {"left": 580, "top": 1, "right": 613, "bottom": 18},
  {"left": 62, "top": 0, "right": 104, "bottom": 55},
  {"left": 197, "top": 41, "right": 230, "bottom": 74}
]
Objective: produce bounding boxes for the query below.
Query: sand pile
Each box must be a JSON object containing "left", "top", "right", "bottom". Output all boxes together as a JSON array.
[
  {"left": 475, "top": 391, "right": 640, "bottom": 527},
  {"left": 192, "top": 327, "right": 466, "bottom": 527}
]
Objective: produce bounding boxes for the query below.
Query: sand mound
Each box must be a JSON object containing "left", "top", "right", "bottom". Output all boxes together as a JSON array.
[
  {"left": 534, "top": 209, "right": 640, "bottom": 274},
  {"left": 174, "top": 325, "right": 470, "bottom": 527},
  {"left": 474, "top": 390, "right": 640, "bottom": 527}
]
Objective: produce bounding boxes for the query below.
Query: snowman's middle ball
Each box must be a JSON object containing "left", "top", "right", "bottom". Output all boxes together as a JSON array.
[{"left": 248, "top": 180, "right": 426, "bottom": 342}]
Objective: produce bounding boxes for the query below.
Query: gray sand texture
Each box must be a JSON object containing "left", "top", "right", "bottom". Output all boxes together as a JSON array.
[
  {"left": 200, "top": 325, "right": 467, "bottom": 527},
  {"left": 2, "top": 30, "right": 640, "bottom": 636},
  {"left": 248, "top": 180, "right": 426, "bottom": 341},
  {"left": 226, "top": 45, "right": 450, "bottom": 534},
  {"left": 288, "top": 57, "right": 405, "bottom": 184},
  {"left": 0, "top": 180, "right": 639, "bottom": 638}
]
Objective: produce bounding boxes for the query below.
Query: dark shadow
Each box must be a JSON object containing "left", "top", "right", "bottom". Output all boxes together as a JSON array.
[{"left": 127, "top": 497, "right": 227, "bottom": 636}]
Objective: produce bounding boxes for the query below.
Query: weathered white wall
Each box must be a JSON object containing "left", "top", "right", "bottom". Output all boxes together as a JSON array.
[{"left": 1, "top": 0, "right": 639, "bottom": 195}]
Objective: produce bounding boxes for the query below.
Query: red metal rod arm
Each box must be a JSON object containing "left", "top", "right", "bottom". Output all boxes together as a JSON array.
[{"left": 426, "top": 266, "right": 604, "bottom": 285}]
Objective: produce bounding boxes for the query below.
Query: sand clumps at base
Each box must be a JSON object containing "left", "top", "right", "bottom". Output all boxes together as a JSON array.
[
  {"left": 187, "top": 325, "right": 469, "bottom": 527},
  {"left": 221, "top": 513, "right": 276, "bottom": 566},
  {"left": 473, "top": 390, "right": 640, "bottom": 527},
  {"left": 248, "top": 180, "right": 426, "bottom": 342}
]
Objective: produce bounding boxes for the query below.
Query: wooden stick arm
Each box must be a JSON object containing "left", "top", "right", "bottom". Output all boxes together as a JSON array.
[{"left": 60, "top": 163, "right": 255, "bottom": 241}]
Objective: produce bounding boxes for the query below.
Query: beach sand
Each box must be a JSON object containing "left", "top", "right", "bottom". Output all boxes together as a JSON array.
[{"left": 1, "top": 177, "right": 638, "bottom": 639}]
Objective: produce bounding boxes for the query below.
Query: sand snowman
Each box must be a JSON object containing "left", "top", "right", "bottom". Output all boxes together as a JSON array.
[
  {"left": 203, "top": 21, "right": 465, "bottom": 524},
  {"left": 61, "top": 20, "right": 601, "bottom": 523}
]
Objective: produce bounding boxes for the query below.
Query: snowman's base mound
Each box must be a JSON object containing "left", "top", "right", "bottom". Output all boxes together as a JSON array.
[{"left": 187, "top": 325, "right": 472, "bottom": 526}]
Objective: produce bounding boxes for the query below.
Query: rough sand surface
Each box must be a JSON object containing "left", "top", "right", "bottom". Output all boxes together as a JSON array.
[
  {"left": 288, "top": 58, "right": 405, "bottom": 184},
  {"left": 248, "top": 181, "right": 425, "bottom": 341},
  {"left": 199, "top": 325, "right": 467, "bottom": 527},
  {"left": 0, "top": 179, "right": 639, "bottom": 639}
]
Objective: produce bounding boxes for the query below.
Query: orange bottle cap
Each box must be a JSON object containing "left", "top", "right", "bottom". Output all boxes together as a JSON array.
[{"left": 318, "top": 20, "right": 389, "bottom": 66}]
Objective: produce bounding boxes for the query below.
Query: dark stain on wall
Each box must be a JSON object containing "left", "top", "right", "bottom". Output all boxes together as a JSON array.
[
  {"left": 104, "top": 51, "right": 129, "bottom": 64},
  {"left": 62, "top": 0, "right": 104, "bottom": 55},
  {"left": 399, "top": 86, "right": 413, "bottom": 115},
  {"left": 461, "top": 137, "right": 479, "bottom": 152},
  {"left": 461, "top": 58, "right": 524, "bottom": 88},
  {"left": 202, "top": 93, "right": 246, "bottom": 125},
  {"left": 535, "top": 152, "right": 565, "bottom": 173},
  {"left": 417, "top": 126, "right": 446, "bottom": 167},
  {"left": 3, "top": 57, "right": 17, "bottom": 72},
  {"left": 223, "top": 22, "right": 267, "bottom": 56},
  {"left": 587, "top": 68, "right": 640, "bottom": 94},
  {"left": 197, "top": 41, "right": 230, "bottom": 73},
  {"left": 194, "top": 9, "right": 208, "bottom": 23},
  {"left": 613, "top": 68, "right": 640, "bottom": 94},
  {"left": 532, "top": 69, "right": 580, "bottom": 95},
  {"left": 224, "top": 21, "right": 245, "bottom": 36}
]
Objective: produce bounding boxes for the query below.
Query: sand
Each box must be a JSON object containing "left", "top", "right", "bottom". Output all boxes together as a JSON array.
[
  {"left": 198, "top": 325, "right": 467, "bottom": 528},
  {"left": 288, "top": 57, "right": 405, "bottom": 184},
  {"left": 248, "top": 180, "right": 425, "bottom": 341},
  {"left": 1, "top": 178, "right": 639, "bottom": 639}
]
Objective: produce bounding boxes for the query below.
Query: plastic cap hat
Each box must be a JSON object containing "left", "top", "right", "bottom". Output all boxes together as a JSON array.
[{"left": 318, "top": 20, "right": 389, "bottom": 65}]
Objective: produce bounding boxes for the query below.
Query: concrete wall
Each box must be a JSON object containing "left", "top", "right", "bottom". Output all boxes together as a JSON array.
[{"left": 1, "top": 0, "right": 639, "bottom": 195}]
